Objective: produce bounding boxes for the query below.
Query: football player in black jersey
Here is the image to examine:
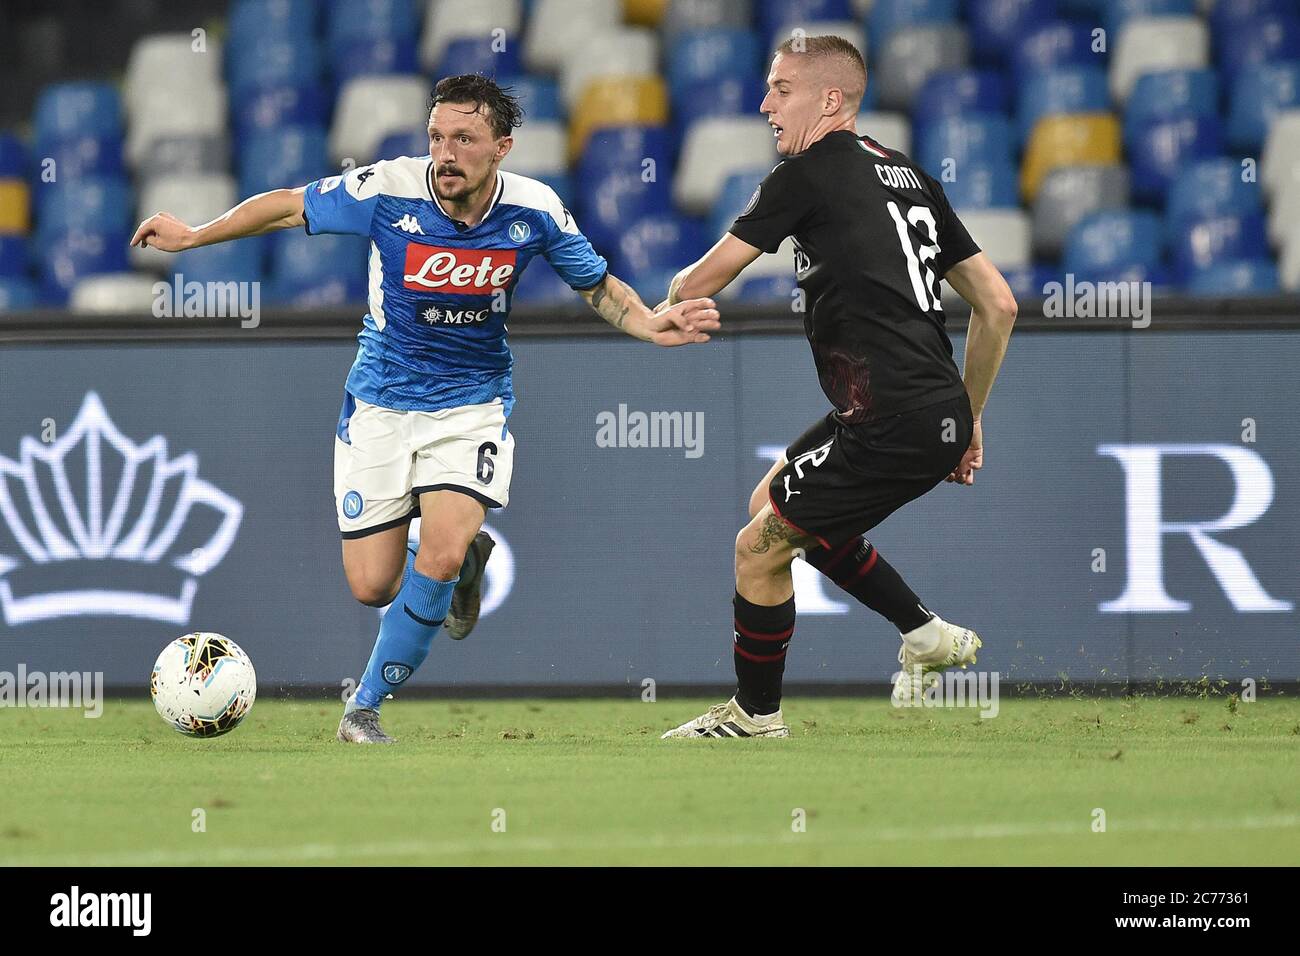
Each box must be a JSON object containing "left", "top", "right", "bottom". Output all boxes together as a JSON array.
[{"left": 661, "top": 36, "right": 1017, "bottom": 738}]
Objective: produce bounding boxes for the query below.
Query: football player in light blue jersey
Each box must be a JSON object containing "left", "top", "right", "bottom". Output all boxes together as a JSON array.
[{"left": 131, "top": 75, "right": 720, "bottom": 743}]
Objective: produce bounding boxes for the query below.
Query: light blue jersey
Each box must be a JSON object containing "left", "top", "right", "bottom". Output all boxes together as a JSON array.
[{"left": 304, "top": 157, "right": 608, "bottom": 414}]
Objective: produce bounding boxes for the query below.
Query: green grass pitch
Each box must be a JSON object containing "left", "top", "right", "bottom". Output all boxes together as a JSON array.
[{"left": 3, "top": 696, "right": 1298, "bottom": 866}]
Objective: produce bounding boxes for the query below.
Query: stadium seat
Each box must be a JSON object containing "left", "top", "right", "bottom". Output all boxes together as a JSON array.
[
  {"left": 1031, "top": 165, "right": 1130, "bottom": 259},
  {"left": 1267, "top": 178, "right": 1300, "bottom": 247},
  {"left": 1280, "top": 229, "right": 1300, "bottom": 290},
  {"left": 913, "top": 70, "right": 1009, "bottom": 123},
  {"left": 856, "top": 113, "right": 912, "bottom": 155},
  {"left": 33, "top": 82, "right": 123, "bottom": 147},
  {"left": 420, "top": 0, "right": 523, "bottom": 73},
  {"left": 1017, "top": 66, "right": 1109, "bottom": 144},
  {"left": 578, "top": 126, "right": 676, "bottom": 180},
  {"left": 958, "top": 209, "right": 1032, "bottom": 269},
  {"left": 940, "top": 160, "right": 1019, "bottom": 209},
  {"left": 673, "top": 117, "right": 776, "bottom": 215},
  {"left": 1129, "top": 114, "right": 1224, "bottom": 202},
  {"left": 674, "top": 76, "right": 765, "bottom": 129},
  {"left": 559, "top": 29, "right": 660, "bottom": 109},
  {"left": 875, "top": 25, "right": 971, "bottom": 113},
  {"left": 968, "top": 0, "right": 1055, "bottom": 64},
  {"left": 123, "top": 33, "right": 224, "bottom": 119},
  {"left": 0, "top": 134, "right": 26, "bottom": 182},
  {"left": 1012, "top": 22, "right": 1098, "bottom": 84},
  {"left": 868, "top": 0, "right": 959, "bottom": 53},
  {"left": 172, "top": 237, "right": 268, "bottom": 285},
  {"left": 503, "top": 121, "right": 568, "bottom": 178},
  {"left": 666, "top": 29, "right": 763, "bottom": 102},
  {"left": 613, "top": 214, "right": 709, "bottom": 290},
  {"left": 991, "top": 262, "right": 1057, "bottom": 303},
  {"left": 228, "top": 0, "right": 318, "bottom": 44},
  {"left": 1123, "top": 70, "right": 1218, "bottom": 146},
  {"left": 329, "top": 75, "right": 429, "bottom": 165},
  {"left": 227, "top": 34, "right": 324, "bottom": 97},
  {"left": 526, "top": 0, "right": 623, "bottom": 73},
  {"left": 333, "top": 36, "right": 420, "bottom": 89},
  {"left": 661, "top": 0, "right": 754, "bottom": 35},
  {"left": 132, "top": 174, "right": 238, "bottom": 272},
  {"left": 1171, "top": 214, "right": 1269, "bottom": 280},
  {"left": 1063, "top": 211, "right": 1164, "bottom": 282},
  {"left": 625, "top": 0, "right": 669, "bottom": 27},
  {"left": 39, "top": 133, "right": 126, "bottom": 184},
  {"left": 36, "top": 176, "right": 132, "bottom": 246},
  {"left": 1021, "top": 114, "right": 1121, "bottom": 203},
  {"left": 0, "top": 236, "right": 28, "bottom": 277},
  {"left": 435, "top": 36, "right": 522, "bottom": 79},
  {"left": 1166, "top": 159, "right": 1262, "bottom": 230},
  {"left": 1102, "top": 0, "right": 1195, "bottom": 39},
  {"left": 0, "top": 181, "right": 29, "bottom": 235},
  {"left": 1187, "top": 259, "right": 1279, "bottom": 296},
  {"left": 756, "top": 0, "right": 851, "bottom": 41},
  {"left": 1261, "top": 110, "right": 1300, "bottom": 197},
  {"left": 126, "top": 83, "right": 227, "bottom": 168},
  {"left": 1210, "top": 0, "right": 1294, "bottom": 34},
  {"left": 232, "top": 84, "right": 329, "bottom": 145},
  {"left": 498, "top": 76, "right": 563, "bottom": 123},
  {"left": 267, "top": 230, "right": 368, "bottom": 306},
  {"left": 1109, "top": 16, "right": 1208, "bottom": 103},
  {"left": 239, "top": 126, "right": 329, "bottom": 197},
  {"left": 40, "top": 230, "right": 132, "bottom": 304},
  {"left": 916, "top": 113, "right": 1014, "bottom": 180},
  {"left": 1216, "top": 13, "right": 1300, "bottom": 82},
  {"left": 68, "top": 272, "right": 162, "bottom": 313},
  {"left": 709, "top": 168, "right": 768, "bottom": 239},
  {"left": 579, "top": 168, "right": 674, "bottom": 251},
  {"left": 568, "top": 77, "right": 670, "bottom": 160},
  {"left": 326, "top": 0, "right": 420, "bottom": 61},
  {"left": 136, "top": 133, "right": 231, "bottom": 181},
  {"left": 1228, "top": 62, "right": 1300, "bottom": 151},
  {"left": 0, "top": 276, "right": 38, "bottom": 312}
]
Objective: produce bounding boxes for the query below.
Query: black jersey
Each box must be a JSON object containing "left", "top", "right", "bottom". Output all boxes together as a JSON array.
[{"left": 729, "top": 129, "right": 980, "bottom": 423}]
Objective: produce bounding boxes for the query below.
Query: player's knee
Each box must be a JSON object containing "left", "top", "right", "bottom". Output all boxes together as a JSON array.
[
  {"left": 349, "top": 575, "right": 400, "bottom": 608},
  {"left": 413, "top": 543, "right": 466, "bottom": 583}
]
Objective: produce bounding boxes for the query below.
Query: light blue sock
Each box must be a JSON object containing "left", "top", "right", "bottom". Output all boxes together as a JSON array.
[{"left": 349, "top": 557, "right": 456, "bottom": 712}]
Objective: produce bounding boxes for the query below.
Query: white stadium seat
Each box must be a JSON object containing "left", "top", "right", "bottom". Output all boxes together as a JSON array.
[
  {"left": 956, "top": 208, "right": 1031, "bottom": 269},
  {"left": 1268, "top": 178, "right": 1300, "bottom": 247},
  {"left": 856, "top": 112, "right": 912, "bottom": 155},
  {"left": 123, "top": 33, "right": 224, "bottom": 120},
  {"left": 70, "top": 273, "right": 162, "bottom": 314},
  {"left": 525, "top": 0, "right": 622, "bottom": 73},
  {"left": 501, "top": 121, "right": 567, "bottom": 176},
  {"left": 875, "top": 24, "right": 969, "bottom": 112},
  {"left": 126, "top": 83, "right": 227, "bottom": 168},
  {"left": 132, "top": 173, "right": 237, "bottom": 272},
  {"left": 559, "top": 28, "right": 660, "bottom": 108},
  {"left": 1280, "top": 230, "right": 1300, "bottom": 291},
  {"left": 329, "top": 75, "right": 430, "bottom": 166},
  {"left": 674, "top": 116, "right": 777, "bottom": 215},
  {"left": 1261, "top": 110, "right": 1300, "bottom": 197},
  {"left": 420, "top": 0, "right": 523, "bottom": 73},
  {"left": 768, "top": 20, "right": 867, "bottom": 63},
  {"left": 1110, "top": 16, "right": 1208, "bottom": 104}
]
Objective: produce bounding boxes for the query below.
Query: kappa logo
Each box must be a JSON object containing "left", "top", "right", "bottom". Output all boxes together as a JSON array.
[
  {"left": 391, "top": 214, "right": 424, "bottom": 235},
  {"left": 0, "top": 393, "right": 243, "bottom": 626}
]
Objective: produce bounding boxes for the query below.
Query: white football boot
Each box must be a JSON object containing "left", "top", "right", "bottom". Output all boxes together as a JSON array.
[
  {"left": 891, "top": 614, "right": 982, "bottom": 705},
  {"left": 661, "top": 697, "right": 790, "bottom": 738}
]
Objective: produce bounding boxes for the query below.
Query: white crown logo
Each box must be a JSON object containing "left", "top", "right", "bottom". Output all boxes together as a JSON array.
[{"left": 0, "top": 392, "right": 243, "bottom": 625}]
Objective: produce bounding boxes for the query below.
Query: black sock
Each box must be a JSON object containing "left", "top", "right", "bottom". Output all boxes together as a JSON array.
[
  {"left": 732, "top": 592, "right": 795, "bottom": 716},
  {"left": 803, "top": 538, "right": 931, "bottom": 632}
]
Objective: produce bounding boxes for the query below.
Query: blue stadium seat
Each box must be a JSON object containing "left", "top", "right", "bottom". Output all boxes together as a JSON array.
[
  {"left": 614, "top": 214, "right": 708, "bottom": 288},
  {"left": 1171, "top": 214, "right": 1269, "bottom": 280},
  {"left": 1063, "top": 210, "right": 1163, "bottom": 276},
  {"left": 968, "top": 0, "right": 1056, "bottom": 64},
  {"left": 1217, "top": 14, "right": 1300, "bottom": 81},
  {"left": 39, "top": 230, "right": 131, "bottom": 304},
  {"left": 534, "top": 172, "right": 574, "bottom": 209},
  {"left": 1166, "top": 159, "right": 1262, "bottom": 230},
  {"left": 437, "top": 36, "right": 523, "bottom": 79},
  {"left": 0, "top": 276, "right": 38, "bottom": 311},
  {"left": 498, "top": 76, "right": 563, "bottom": 123},
  {"left": 233, "top": 84, "right": 329, "bottom": 144},
  {"left": 326, "top": 0, "right": 419, "bottom": 59},
  {"left": 35, "top": 176, "right": 131, "bottom": 245},
  {"left": 1127, "top": 114, "right": 1224, "bottom": 202},
  {"left": 999, "top": 263, "right": 1056, "bottom": 302},
  {"left": 578, "top": 126, "right": 676, "bottom": 181},
  {"left": 376, "top": 130, "right": 428, "bottom": 160},
  {"left": 579, "top": 168, "right": 673, "bottom": 253},
  {"left": 942, "top": 160, "right": 1020, "bottom": 208},
  {"left": 667, "top": 29, "right": 762, "bottom": 102},
  {"left": 710, "top": 169, "right": 771, "bottom": 241},
  {"left": 33, "top": 83, "right": 122, "bottom": 148},
  {"left": 734, "top": 273, "right": 798, "bottom": 302},
  {"left": 913, "top": 70, "right": 1009, "bottom": 123},
  {"left": 1187, "top": 259, "right": 1279, "bottom": 295},
  {"left": 1211, "top": 0, "right": 1294, "bottom": 33},
  {"left": 228, "top": 0, "right": 318, "bottom": 44},
  {"left": 333, "top": 36, "right": 419, "bottom": 88},
  {"left": 758, "top": 0, "right": 853, "bottom": 40},
  {"left": 267, "top": 230, "right": 368, "bottom": 306},
  {"left": 1017, "top": 65, "right": 1108, "bottom": 144},
  {"left": 1102, "top": 0, "right": 1195, "bottom": 39},
  {"left": 674, "top": 76, "right": 765, "bottom": 128},
  {"left": 239, "top": 126, "right": 330, "bottom": 197},
  {"left": 228, "top": 35, "right": 324, "bottom": 96},
  {"left": 172, "top": 237, "right": 268, "bottom": 286},
  {"left": 869, "top": 0, "right": 960, "bottom": 53},
  {"left": 1012, "top": 22, "right": 1098, "bottom": 83},
  {"left": 0, "top": 237, "right": 29, "bottom": 277},
  {"left": 1123, "top": 70, "right": 1218, "bottom": 146},
  {"left": 36, "top": 134, "right": 125, "bottom": 188},
  {"left": 916, "top": 113, "right": 1015, "bottom": 180},
  {"left": 511, "top": 258, "right": 575, "bottom": 305},
  {"left": 1228, "top": 61, "right": 1300, "bottom": 151},
  {"left": 0, "top": 133, "right": 27, "bottom": 179}
]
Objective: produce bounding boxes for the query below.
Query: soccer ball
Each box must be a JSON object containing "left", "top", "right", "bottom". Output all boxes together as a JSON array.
[{"left": 150, "top": 632, "right": 257, "bottom": 738}]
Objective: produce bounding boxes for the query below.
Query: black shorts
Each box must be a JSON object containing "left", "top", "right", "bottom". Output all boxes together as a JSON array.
[{"left": 767, "top": 394, "right": 973, "bottom": 549}]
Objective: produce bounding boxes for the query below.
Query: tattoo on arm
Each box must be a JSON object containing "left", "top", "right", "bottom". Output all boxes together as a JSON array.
[
  {"left": 747, "top": 513, "right": 813, "bottom": 554},
  {"left": 589, "top": 275, "right": 638, "bottom": 332}
]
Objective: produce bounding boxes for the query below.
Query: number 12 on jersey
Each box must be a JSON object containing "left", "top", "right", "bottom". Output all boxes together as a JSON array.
[{"left": 886, "top": 201, "right": 942, "bottom": 312}]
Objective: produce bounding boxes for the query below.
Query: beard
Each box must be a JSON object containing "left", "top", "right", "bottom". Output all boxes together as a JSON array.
[{"left": 433, "top": 167, "right": 486, "bottom": 203}]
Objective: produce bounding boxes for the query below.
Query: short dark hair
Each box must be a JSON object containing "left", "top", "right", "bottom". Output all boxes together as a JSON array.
[{"left": 429, "top": 75, "right": 524, "bottom": 139}]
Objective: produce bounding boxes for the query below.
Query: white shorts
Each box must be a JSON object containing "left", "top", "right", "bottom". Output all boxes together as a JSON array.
[{"left": 333, "top": 395, "right": 515, "bottom": 537}]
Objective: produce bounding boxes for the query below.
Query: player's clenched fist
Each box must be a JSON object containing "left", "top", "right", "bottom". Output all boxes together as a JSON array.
[
  {"left": 130, "top": 212, "right": 196, "bottom": 252},
  {"left": 946, "top": 417, "right": 983, "bottom": 485}
]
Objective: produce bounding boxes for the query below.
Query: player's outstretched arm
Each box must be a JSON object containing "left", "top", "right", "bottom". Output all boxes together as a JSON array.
[
  {"left": 581, "top": 273, "right": 720, "bottom": 347},
  {"left": 130, "top": 186, "right": 308, "bottom": 252},
  {"left": 666, "top": 234, "right": 763, "bottom": 305},
  {"left": 943, "top": 251, "right": 1018, "bottom": 486}
]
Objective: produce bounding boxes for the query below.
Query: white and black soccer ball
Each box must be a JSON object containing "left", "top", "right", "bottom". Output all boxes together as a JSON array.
[{"left": 151, "top": 633, "right": 257, "bottom": 738}]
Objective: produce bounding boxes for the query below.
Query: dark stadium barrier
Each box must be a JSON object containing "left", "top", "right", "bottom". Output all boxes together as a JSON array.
[{"left": 0, "top": 298, "right": 1296, "bottom": 689}]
